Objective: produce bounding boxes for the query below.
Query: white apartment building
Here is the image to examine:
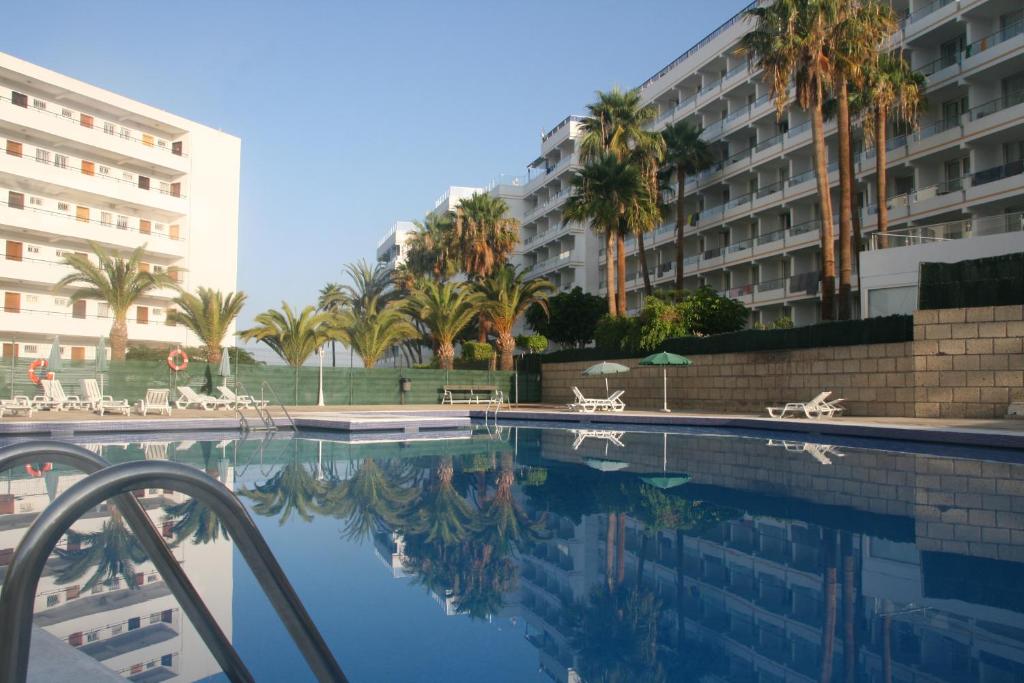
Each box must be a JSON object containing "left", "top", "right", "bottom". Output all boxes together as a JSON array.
[
  {"left": 601, "top": 0, "right": 1024, "bottom": 325},
  {"left": 375, "top": 221, "right": 417, "bottom": 273},
  {"left": 0, "top": 52, "right": 240, "bottom": 360}
]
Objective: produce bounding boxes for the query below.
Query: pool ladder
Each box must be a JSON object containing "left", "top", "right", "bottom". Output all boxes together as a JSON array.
[
  {"left": 234, "top": 381, "right": 297, "bottom": 433},
  {"left": 0, "top": 441, "right": 347, "bottom": 683}
]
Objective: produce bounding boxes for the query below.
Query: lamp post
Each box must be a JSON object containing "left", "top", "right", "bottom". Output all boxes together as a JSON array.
[{"left": 317, "top": 345, "right": 325, "bottom": 407}]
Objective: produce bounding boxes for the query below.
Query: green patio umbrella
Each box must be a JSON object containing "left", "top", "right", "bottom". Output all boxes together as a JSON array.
[
  {"left": 639, "top": 433, "right": 691, "bottom": 489},
  {"left": 47, "top": 336, "right": 62, "bottom": 374},
  {"left": 95, "top": 336, "right": 108, "bottom": 396},
  {"left": 582, "top": 361, "right": 630, "bottom": 396},
  {"left": 639, "top": 352, "right": 692, "bottom": 413}
]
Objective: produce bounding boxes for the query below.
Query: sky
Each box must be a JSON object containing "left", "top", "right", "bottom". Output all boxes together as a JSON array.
[{"left": 6, "top": 0, "right": 751, "bottom": 333}]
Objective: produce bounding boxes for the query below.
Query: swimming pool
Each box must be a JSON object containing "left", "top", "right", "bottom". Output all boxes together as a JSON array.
[{"left": 3, "top": 425, "right": 1023, "bottom": 682}]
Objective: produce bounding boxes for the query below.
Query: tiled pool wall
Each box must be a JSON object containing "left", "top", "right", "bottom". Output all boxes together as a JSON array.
[{"left": 541, "top": 304, "right": 1024, "bottom": 419}]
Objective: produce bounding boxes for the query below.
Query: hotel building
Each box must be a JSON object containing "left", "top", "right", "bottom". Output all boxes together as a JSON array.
[
  {"left": 511, "top": 0, "right": 1024, "bottom": 326},
  {"left": 0, "top": 52, "right": 240, "bottom": 360}
]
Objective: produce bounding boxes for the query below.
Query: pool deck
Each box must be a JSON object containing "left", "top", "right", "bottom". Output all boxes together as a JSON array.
[{"left": 0, "top": 403, "right": 1022, "bottom": 449}]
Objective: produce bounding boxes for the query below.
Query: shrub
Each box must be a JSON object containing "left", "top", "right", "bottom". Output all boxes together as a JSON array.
[
  {"left": 678, "top": 286, "right": 749, "bottom": 336},
  {"left": 753, "top": 316, "right": 794, "bottom": 331},
  {"left": 516, "top": 334, "right": 549, "bottom": 354},
  {"left": 526, "top": 287, "right": 607, "bottom": 348},
  {"left": 630, "top": 296, "right": 688, "bottom": 352},
  {"left": 594, "top": 315, "right": 637, "bottom": 352},
  {"left": 460, "top": 341, "right": 495, "bottom": 361}
]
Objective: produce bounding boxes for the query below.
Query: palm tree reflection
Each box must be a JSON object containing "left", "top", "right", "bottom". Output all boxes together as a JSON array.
[{"left": 54, "top": 509, "right": 148, "bottom": 591}]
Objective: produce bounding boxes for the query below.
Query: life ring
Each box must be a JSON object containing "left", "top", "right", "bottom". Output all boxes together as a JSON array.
[
  {"left": 27, "top": 359, "right": 53, "bottom": 384},
  {"left": 167, "top": 349, "right": 189, "bottom": 372},
  {"left": 25, "top": 463, "right": 53, "bottom": 477}
]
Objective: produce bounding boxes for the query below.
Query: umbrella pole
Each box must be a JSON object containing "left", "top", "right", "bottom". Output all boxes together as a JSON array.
[
  {"left": 605, "top": 376, "right": 609, "bottom": 397},
  {"left": 662, "top": 368, "right": 670, "bottom": 413}
]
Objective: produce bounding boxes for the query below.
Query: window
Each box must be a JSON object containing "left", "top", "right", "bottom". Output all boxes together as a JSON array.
[
  {"left": 139, "top": 219, "right": 151, "bottom": 235},
  {"left": 34, "top": 148, "right": 49, "bottom": 164},
  {"left": 159, "top": 181, "right": 170, "bottom": 194},
  {"left": 8, "top": 191, "right": 24, "bottom": 210},
  {"left": 170, "top": 182, "right": 181, "bottom": 197},
  {"left": 171, "top": 141, "right": 183, "bottom": 156},
  {"left": 31, "top": 98, "right": 45, "bottom": 109},
  {"left": 150, "top": 613, "right": 161, "bottom": 625},
  {"left": 868, "top": 286, "right": 917, "bottom": 317},
  {"left": 103, "top": 121, "right": 115, "bottom": 135},
  {"left": 157, "top": 139, "right": 167, "bottom": 148},
  {"left": 100, "top": 212, "right": 112, "bottom": 226},
  {"left": 86, "top": 632, "right": 99, "bottom": 643},
  {"left": 116, "top": 215, "right": 129, "bottom": 229},
  {"left": 142, "top": 133, "right": 154, "bottom": 147},
  {"left": 54, "top": 153, "right": 67, "bottom": 169},
  {"left": 76, "top": 206, "right": 89, "bottom": 222},
  {"left": 128, "top": 616, "right": 141, "bottom": 630},
  {"left": 26, "top": 245, "right": 39, "bottom": 254},
  {"left": 98, "top": 165, "right": 110, "bottom": 175},
  {"left": 28, "top": 196, "right": 42, "bottom": 206},
  {"left": 25, "top": 295, "right": 38, "bottom": 304},
  {"left": 46, "top": 595, "right": 58, "bottom": 607},
  {"left": 137, "top": 175, "right": 150, "bottom": 190},
  {"left": 119, "top": 127, "right": 131, "bottom": 139},
  {"left": 23, "top": 344, "right": 37, "bottom": 354},
  {"left": 5, "top": 240, "right": 22, "bottom": 261},
  {"left": 5, "top": 140, "right": 23, "bottom": 157},
  {"left": 11, "top": 91, "right": 27, "bottom": 107},
  {"left": 81, "top": 160, "right": 95, "bottom": 176},
  {"left": 161, "top": 654, "right": 173, "bottom": 667},
  {"left": 98, "top": 303, "right": 110, "bottom": 318},
  {"left": 169, "top": 224, "right": 180, "bottom": 240},
  {"left": 80, "top": 113, "right": 93, "bottom": 129},
  {"left": 4, "top": 291, "right": 21, "bottom": 313},
  {"left": 72, "top": 300, "right": 86, "bottom": 319},
  {"left": 57, "top": 202, "right": 69, "bottom": 211},
  {"left": 61, "top": 108, "right": 73, "bottom": 118},
  {"left": 136, "top": 306, "right": 148, "bottom": 324},
  {"left": 54, "top": 298, "right": 67, "bottom": 306},
  {"left": 121, "top": 171, "right": 133, "bottom": 183},
  {"left": 110, "top": 625, "right": 122, "bottom": 636}
]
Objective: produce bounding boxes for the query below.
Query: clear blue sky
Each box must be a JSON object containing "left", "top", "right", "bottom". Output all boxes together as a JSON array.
[{"left": 8, "top": 0, "right": 750, "bottom": 329}]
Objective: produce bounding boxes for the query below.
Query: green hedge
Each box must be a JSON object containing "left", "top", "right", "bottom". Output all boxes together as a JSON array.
[
  {"left": 919, "top": 253, "right": 1024, "bottom": 310},
  {"left": 540, "top": 314, "right": 914, "bottom": 364}
]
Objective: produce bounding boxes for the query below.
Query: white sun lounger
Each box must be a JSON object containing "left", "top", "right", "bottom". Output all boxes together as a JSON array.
[
  {"left": 569, "top": 386, "right": 626, "bottom": 413},
  {"left": 80, "top": 379, "right": 131, "bottom": 416},
  {"left": 766, "top": 391, "right": 833, "bottom": 419},
  {"left": 176, "top": 386, "right": 232, "bottom": 411},
  {"left": 35, "top": 379, "right": 85, "bottom": 411},
  {"left": 217, "top": 385, "right": 269, "bottom": 410},
  {"left": 0, "top": 396, "right": 34, "bottom": 417},
  {"left": 138, "top": 388, "right": 172, "bottom": 416}
]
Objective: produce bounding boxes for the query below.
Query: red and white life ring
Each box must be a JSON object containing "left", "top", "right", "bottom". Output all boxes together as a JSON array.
[
  {"left": 167, "top": 348, "right": 189, "bottom": 372},
  {"left": 27, "top": 359, "right": 53, "bottom": 384},
  {"left": 25, "top": 463, "right": 53, "bottom": 477}
]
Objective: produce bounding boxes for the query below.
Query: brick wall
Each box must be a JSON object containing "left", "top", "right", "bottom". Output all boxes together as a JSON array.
[{"left": 541, "top": 305, "right": 1024, "bottom": 418}]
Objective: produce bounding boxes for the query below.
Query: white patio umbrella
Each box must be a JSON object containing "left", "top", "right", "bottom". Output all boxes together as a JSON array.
[{"left": 582, "top": 361, "right": 630, "bottom": 396}]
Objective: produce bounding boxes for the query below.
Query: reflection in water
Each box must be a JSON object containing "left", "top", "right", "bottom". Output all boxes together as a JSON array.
[{"left": 1, "top": 426, "right": 1023, "bottom": 682}]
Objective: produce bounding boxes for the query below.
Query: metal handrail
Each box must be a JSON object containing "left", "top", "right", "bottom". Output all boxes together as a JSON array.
[
  {"left": 0, "top": 459, "right": 347, "bottom": 682},
  {"left": 260, "top": 380, "right": 297, "bottom": 430},
  {"left": 0, "top": 442, "right": 252, "bottom": 683}
]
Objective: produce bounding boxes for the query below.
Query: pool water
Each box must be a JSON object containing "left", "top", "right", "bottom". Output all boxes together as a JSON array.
[{"left": 3, "top": 425, "right": 1024, "bottom": 682}]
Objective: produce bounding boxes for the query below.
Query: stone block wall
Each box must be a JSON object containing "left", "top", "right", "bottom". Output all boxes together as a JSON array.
[{"left": 541, "top": 305, "right": 1024, "bottom": 418}]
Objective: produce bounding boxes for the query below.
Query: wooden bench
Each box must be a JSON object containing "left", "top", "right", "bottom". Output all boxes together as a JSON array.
[{"left": 440, "top": 384, "right": 503, "bottom": 405}]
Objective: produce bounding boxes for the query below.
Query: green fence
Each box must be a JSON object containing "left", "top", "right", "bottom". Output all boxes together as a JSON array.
[
  {"left": 919, "top": 252, "right": 1024, "bottom": 310},
  {"left": 0, "top": 357, "right": 542, "bottom": 406}
]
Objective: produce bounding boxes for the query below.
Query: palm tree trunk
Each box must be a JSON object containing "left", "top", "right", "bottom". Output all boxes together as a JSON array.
[
  {"left": 331, "top": 341, "right": 337, "bottom": 368},
  {"left": 437, "top": 341, "right": 455, "bottom": 371},
  {"left": 637, "top": 532, "right": 649, "bottom": 588},
  {"left": 616, "top": 232, "right": 627, "bottom": 315},
  {"left": 675, "top": 166, "right": 687, "bottom": 291},
  {"left": 882, "top": 608, "right": 893, "bottom": 683},
  {"left": 811, "top": 100, "right": 836, "bottom": 321},
  {"left": 208, "top": 345, "right": 222, "bottom": 364},
  {"left": 837, "top": 79, "right": 853, "bottom": 321},
  {"left": 606, "top": 512, "right": 617, "bottom": 592},
  {"left": 637, "top": 232, "right": 652, "bottom": 295},
  {"left": 496, "top": 332, "right": 515, "bottom": 372},
  {"left": 849, "top": 126, "right": 863, "bottom": 308},
  {"left": 109, "top": 316, "right": 129, "bottom": 361},
  {"left": 605, "top": 231, "right": 617, "bottom": 316},
  {"left": 820, "top": 529, "right": 838, "bottom": 683},
  {"left": 875, "top": 107, "right": 889, "bottom": 249},
  {"left": 841, "top": 532, "right": 856, "bottom": 683}
]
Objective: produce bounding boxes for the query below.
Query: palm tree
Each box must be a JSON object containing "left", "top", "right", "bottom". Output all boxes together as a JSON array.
[
  {"left": 741, "top": 0, "right": 839, "bottom": 320},
  {"left": 338, "top": 259, "right": 396, "bottom": 313},
  {"left": 55, "top": 242, "right": 180, "bottom": 360},
  {"left": 477, "top": 266, "right": 554, "bottom": 371},
  {"left": 454, "top": 193, "right": 520, "bottom": 280},
  {"left": 830, "top": 0, "right": 897, "bottom": 319},
  {"left": 405, "top": 212, "right": 460, "bottom": 281},
  {"left": 662, "top": 120, "right": 713, "bottom": 290},
  {"left": 862, "top": 53, "right": 926, "bottom": 249},
  {"left": 579, "top": 87, "right": 664, "bottom": 300},
  {"left": 54, "top": 512, "right": 148, "bottom": 591},
  {"left": 564, "top": 155, "right": 649, "bottom": 316},
  {"left": 166, "top": 288, "right": 246, "bottom": 364},
  {"left": 240, "top": 302, "right": 336, "bottom": 404},
  {"left": 318, "top": 282, "right": 345, "bottom": 367},
  {"left": 334, "top": 302, "right": 417, "bottom": 368},
  {"left": 404, "top": 280, "right": 482, "bottom": 370}
]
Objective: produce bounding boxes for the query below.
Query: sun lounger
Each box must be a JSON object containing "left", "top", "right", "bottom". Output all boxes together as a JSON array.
[
  {"left": 80, "top": 379, "right": 131, "bottom": 416},
  {"left": 217, "top": 385, "right": 269, "bottom": 410},
  {"left": 766, "top": 391, "right": 833, "bottom": 419},
  {"left": 0, "top": 396, "right": 34, "bottom": 417},
  {"left": 35, "top": 379, "right": 85, "bottom": 411},
  {"left": 176, "top": 386, "right": 232, "bottom": 411},
  {"left": 569, "top": 386, "right": 626, "bottom": 413},
  {"left": 137, "top": 388, "right": 172, "bottom": 416}
]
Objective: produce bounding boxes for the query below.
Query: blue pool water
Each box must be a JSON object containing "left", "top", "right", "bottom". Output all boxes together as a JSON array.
[{"left": 3, "top": 425, "right": 1024, "bottom": 682}]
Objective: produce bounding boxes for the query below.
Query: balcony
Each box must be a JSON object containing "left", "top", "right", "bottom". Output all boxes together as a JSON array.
[
  {"left": 965, "top": 90, "right": 1024, "bottom": 140},
  {"left": 963, "top": 20, "right": 1024, "bottom": 72},
  {"left": 919, "top": 53, "right": 960, "bottom": 85},
  {"left": 0, "top": 141, "right": 185, "bottom": 214},
  {"left": 967, "top": 160, "right": 1024, "bottom": 203},
  {"left": 0, "top": 307, "right": 182, "bottom": 342},
  {"left": 523, "top": 188, "right": 570, "bottom": 221},
  {"left": 0, "top": 92, "right": 188, "bottom": 174},
  {"left": 866, "top": 210, "right": 1024, "bottom": 250},
  {"left": 901, "top": 0, "right": 958, "bottom": 41}
]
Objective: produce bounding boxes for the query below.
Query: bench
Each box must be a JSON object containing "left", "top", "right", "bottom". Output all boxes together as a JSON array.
[{"left": 441, "top": 384, "right": 504, "bottom": 406}]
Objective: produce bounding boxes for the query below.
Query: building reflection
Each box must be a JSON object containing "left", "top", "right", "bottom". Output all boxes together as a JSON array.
[{"left": 0, "top": 440, "right": 235, "bottom": 682}]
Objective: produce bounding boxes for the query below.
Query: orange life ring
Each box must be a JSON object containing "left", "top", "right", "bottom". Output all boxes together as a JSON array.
[
  {"left": 25, "top": 463, "right": 53, "bottom": 477},
  {"left": 27, "top": 359, "right": 53, "bottom": 384},
  {"left": 167, "top": 348, "right": 189, "bottom": 372}
]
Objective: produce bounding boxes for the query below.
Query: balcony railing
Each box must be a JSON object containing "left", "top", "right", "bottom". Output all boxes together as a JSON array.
[
  {"left": 972, "top": 159, "right": 1024, "bottom": 186},
  {"left": 866, "top": 210, "right": 1024, "bottom": 250},
  {"left": 905, "top": 0, "right": 954, "bottom": 25},
  {"left": 919, "top": 53, "right": 960, "bottom": 77},
  {"left": 969, "top": 90, "right": 1024, "bottom": 121},
  {"left": 965, "top": 20, "right": 1024, "bottom": 59},
  {"left": 1, "top": 190, "right": 184, "bottom": 242}
]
